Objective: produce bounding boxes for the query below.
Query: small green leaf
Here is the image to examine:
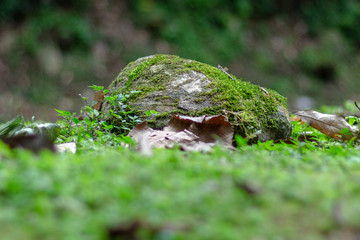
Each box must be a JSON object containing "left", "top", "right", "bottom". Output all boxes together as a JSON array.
[
  {"left": 90, "top": 100, "right": 97, "bottom": 107},
  {"left": 89, "top": 85, "right": 104, "bottom": 91},
  {"left": 55, "top": 109, "right": 71, "bottom": 117},
  {"left": 72, "top": 117, "right": 80, "bottom": 124},
  {"left": 84, "top": 118, "right": 92, "bottom": 125},
  {"left": 346, "top": 116, "right": 359, "bottom": 126},
  {"left": 97, "top": 131, "right": 103, "bottom": 138},
  {"left": 150, "top": 110, "right": 159, "bottom": 115}
]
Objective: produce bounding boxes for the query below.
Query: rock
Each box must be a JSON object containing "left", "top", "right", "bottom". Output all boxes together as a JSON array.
[{"left": 101, "top": 54, "right": 292, "bottom": 142}]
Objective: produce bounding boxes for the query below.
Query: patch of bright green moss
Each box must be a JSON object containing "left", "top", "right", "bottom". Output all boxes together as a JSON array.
[{"left": 181, "top": 59, "right": 287, "bottom": 134}]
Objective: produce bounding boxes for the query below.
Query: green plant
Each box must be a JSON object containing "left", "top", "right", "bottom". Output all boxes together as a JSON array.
[
  {"left": 346, "top": 115, "right": 360, "bottom": 126},
  {"left": 102, "top": 90, "right": 144, "bottom": 133},
  {"left": 56, "top": 86, "right": 159, "bottom": 150}
]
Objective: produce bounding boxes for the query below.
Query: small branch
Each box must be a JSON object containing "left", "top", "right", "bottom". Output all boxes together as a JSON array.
[
  {"left": 260, "top": 87, "right": 269, "bottom": 95},
  {"left": 355, "top": 101, "right": 360, "bottom": 112},
  {"left": 217, "top": 65, "right": 236, "bottom": 81}
]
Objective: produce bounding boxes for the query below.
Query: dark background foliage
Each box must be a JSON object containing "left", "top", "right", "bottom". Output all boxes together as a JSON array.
[{"left": 1, "top": 0, "right": 360, "bottom": 121}]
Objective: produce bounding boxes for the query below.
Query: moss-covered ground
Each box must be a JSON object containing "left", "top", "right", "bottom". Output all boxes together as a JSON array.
[{"left": 1, "top": 120, "right": 360, "bottom": 239}]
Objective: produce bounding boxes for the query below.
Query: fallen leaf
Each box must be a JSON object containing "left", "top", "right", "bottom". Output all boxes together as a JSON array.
[
  {"left": 128, "top": 115, "right": 234, "bottom": 152},
  {"left": 128, "top": 121, "right": 153, "bottom": 156},
  {"left": 179, "top": 140, "right": 216, "bottom": 152},
  {"left": 93, "top": 90, "right": 104, "bottom": 111},
  {"left": 55, "top": 142, "right": 76, "bottom": 153},
  {"left": 128, "top": 122, "right": 201, "bottom": 152},
  {"left": 165, "top": 115, "right": 233, "bottom": 145},
  {"left": 293, "top": 110, "right": 359, "bottom": 140}
]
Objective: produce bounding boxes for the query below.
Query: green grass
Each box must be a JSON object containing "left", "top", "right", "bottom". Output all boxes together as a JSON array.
[
  {"left": 1, "top": 131, "right": 360, "bottom": 239},
  {"left": 1, "top": 100, "right": 360, "bottom": 239}
]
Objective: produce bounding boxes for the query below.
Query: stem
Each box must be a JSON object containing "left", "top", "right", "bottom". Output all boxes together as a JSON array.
[{"left": 355, "top": 101, "right": 360, "bottom": 112}]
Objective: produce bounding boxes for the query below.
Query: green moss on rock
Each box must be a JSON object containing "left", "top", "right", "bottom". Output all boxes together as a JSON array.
[{"left": 101, "top": 54, "right": 292, "bottom": 142}]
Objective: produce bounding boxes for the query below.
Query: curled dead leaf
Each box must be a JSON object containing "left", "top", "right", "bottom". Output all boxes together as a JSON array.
[
  {"left": 128, "top": 115, "right": 234, "bottom": 152},
  {"left": 93, "top": 90, "right": 104, "bottom": 111},
  {"left": 293, "top": 110, "right": 359, "bottom": 140},
  {"left": 165, "top": 115, "right": 233, "bottom": 145}
]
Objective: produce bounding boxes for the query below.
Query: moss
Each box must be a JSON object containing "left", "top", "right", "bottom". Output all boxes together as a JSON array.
[
  {"left": 160, "top": 96, "right": 171, "bottom": 100},
  {"left": 183, "top": 57, "right": 287, "bottom": 132},
  {"left": 103, "top": 54, "right": 290, "bottom": 139},
  {"left": 110, "top": 55, "right": 172, "bottom": 96}
]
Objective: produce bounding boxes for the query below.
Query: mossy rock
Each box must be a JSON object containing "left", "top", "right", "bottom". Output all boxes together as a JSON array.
[{"left": 101, "top": 54, "right": 292, "bottom": 142}]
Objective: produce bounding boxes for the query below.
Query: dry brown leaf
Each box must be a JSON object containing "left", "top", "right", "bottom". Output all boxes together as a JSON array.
[
  {"left": 165, "top": 115, "right": 233, "bottom": 145},
  {"left": 93, "top": 90, "right": 104, "bottom": 111},
  {"left": 128, "top": 115, "right": 234, "bottom": 152},
  {"left": 127, "top": 121, "right": 153, "bottom": 155},
  {"left": 293, "top": 110, "right": 359, "bottom": 140},
  {"left": 128, "top": 122, "right": 201, "bottom": 153}
]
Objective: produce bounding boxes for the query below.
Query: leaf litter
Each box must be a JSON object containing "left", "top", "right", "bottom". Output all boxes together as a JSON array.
[
  {"left": 128, "top": 115, "right": 234, "bottom": 153},
  {"left": 292, "top": 110, "right": 359, "bottom": 140}
]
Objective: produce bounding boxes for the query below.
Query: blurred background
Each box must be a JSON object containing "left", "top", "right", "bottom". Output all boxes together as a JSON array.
[{"left": 1, "top": 0, "right": 360, "bottom": 122}]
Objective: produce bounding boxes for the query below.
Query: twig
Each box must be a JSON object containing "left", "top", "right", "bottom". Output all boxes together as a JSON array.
[
  {"left": 217, "top": 65, "right": 236, "bottom": 81},
  {"left": 355, "top": 101, "right": 360, "bottom": 112},
  {"left": 260, "top": 87, "right": 269, "bottom": 95}
]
